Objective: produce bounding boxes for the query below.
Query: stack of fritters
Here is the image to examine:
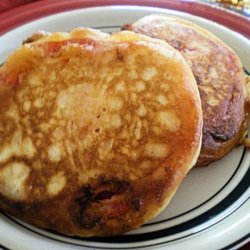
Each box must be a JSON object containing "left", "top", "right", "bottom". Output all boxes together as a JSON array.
[{"left": 0, "top": 14, "right": 247, "bottom": 237}]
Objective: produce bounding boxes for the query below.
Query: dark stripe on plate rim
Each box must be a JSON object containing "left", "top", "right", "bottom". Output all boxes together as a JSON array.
[
  {"left": 91, "top": 25, "right": 121, "bottom": 30},
  {"left": 220, "top": 233, "right": 250, "bottom": 250},
  {"left": 0, "top": 244, "right": 11, "bottom": 250},
  {"left": 244, "top": 67, "right": 250, "bottom": 76},
  {"left": 1, "top": 148, "right": 248, "bottom": 248}
]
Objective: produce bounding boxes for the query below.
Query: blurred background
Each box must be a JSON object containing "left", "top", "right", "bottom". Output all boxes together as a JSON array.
[{"left": 202, "top": 0, "right": 250, "bottom": 16}]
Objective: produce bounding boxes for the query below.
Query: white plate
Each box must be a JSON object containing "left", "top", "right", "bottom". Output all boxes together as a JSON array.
[{"left": 0, "top": 5, "right": 249, "bottom": 250}]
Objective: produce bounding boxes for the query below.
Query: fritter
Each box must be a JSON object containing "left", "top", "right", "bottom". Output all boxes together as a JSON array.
[
  {"left": 0, "top": 28, "right": 202, "bottom": 236},
  {"left": 123, "top": 15, "right": 247, "bottom": 166}
]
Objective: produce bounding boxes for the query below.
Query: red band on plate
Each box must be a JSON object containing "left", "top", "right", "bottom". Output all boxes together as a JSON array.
[{"left": 0, "top": 0, "right": 249, "bottom": 38}]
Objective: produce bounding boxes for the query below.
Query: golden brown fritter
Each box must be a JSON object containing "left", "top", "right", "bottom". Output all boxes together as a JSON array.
[
  {"left": 123, "top": 15, "right": 247, "bottom": 166},
  {"left": 0, "top": 28, "right": 202, "bottom": 236}
]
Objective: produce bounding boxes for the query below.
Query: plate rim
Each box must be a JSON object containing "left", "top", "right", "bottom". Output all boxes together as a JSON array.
[
  {"left": 0, "top": 0, "right": 250, "bottom": 38},
  {"left": 0, "top": 2, "right": 249, "bottom": 250}
]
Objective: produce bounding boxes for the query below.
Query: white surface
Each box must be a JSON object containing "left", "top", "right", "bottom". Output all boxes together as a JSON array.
[{"left": 0, "top": 5, "right": 249, "bottom": 250}]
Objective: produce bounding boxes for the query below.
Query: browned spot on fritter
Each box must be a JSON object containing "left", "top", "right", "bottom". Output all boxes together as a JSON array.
[{"left": 71, "top": 178, "right": 134, "bottom": 230}]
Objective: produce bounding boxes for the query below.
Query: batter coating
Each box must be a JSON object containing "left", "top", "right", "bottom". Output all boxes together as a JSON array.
[
  {"left": 0, "top": 28, "right": 202, "bottom": 236},
  {"left": 123, "top": 15, "right": 247, "bottom": 166}
]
